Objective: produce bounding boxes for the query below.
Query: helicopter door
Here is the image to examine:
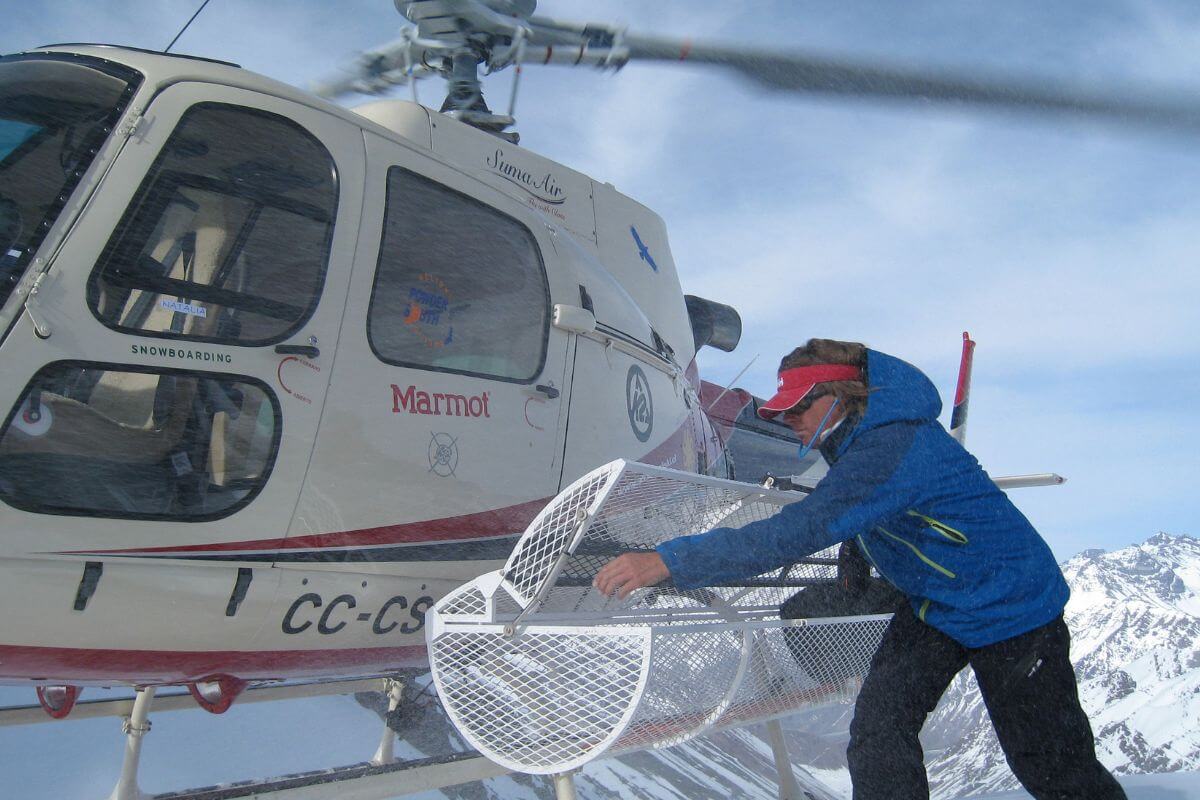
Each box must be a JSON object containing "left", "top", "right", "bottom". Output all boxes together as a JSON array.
[
  {"left": 289, "top": 131, "right": 571, "bottom": 591},
  {"left": 0, "top": 83, "right": 363, "bottom": 655}
]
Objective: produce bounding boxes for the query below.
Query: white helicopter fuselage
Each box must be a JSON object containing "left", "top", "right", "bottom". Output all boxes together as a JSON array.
[{"left": 0, "top": 45, "right": 731, "bottom": 687}]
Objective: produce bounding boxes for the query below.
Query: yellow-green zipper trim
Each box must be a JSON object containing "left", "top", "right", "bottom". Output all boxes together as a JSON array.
[
  {"left": 855, "top": 533, "right": 888, "bottom": 581},
  {"left": 918, "top": 598, "right": 931, "bottom": 621},
  {"left": 876, "top": 526, "right": 957, "bottom": 579},
  {"left": 906, "top": 511, "right": 969, "bottom": 544}
]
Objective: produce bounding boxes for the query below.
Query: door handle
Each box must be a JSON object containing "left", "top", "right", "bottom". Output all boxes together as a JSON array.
[
  {"left": 535, "top": 384, "right": 560, "bottom": 399},
  {"left": 275, "top": 344, "right": 320, "bottom": 359}
]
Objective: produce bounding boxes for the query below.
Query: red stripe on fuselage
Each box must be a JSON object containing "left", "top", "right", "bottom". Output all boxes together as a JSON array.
[
  {"left": 0, "top": 643, "right": 429, "bottom": 685},
  {"left": 58, "top": 497, "right": 550, "bottom": 556}
]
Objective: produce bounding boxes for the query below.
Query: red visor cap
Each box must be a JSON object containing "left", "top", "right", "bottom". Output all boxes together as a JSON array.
[{"left": 757, "top": 364, "right": 863, "bottom": 420}]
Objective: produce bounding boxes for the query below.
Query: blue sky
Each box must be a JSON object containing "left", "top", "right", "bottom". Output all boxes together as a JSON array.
[{"left": 3, "top": 0, "right": 1198, "bottom": 562}]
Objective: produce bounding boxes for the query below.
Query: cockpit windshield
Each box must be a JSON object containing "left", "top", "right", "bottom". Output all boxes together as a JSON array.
[{"left": 0, "top": 54, "right": 140, "bottom": 310}]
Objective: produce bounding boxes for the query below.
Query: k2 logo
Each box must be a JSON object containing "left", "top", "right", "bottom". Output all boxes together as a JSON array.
[{"left": 626, "top": 364, "right": 654, "bottom": 443}]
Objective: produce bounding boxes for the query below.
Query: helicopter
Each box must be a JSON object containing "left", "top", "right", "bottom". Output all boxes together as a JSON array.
[{"left": 0, "top": 0, "right": 1195, "bottom": 723}]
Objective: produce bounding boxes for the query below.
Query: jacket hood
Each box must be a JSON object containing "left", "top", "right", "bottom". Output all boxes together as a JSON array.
[{"left": 840, "top": 350, "right": 942, "bottom": 453}]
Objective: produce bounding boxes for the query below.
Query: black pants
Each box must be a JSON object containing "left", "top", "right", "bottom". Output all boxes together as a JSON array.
[{"left": 847, "top": 604, "right": 1126, "bottom": 800}]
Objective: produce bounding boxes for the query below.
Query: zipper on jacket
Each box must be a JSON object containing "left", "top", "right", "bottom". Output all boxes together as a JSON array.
[
  {"left": 918, "top": 598, "right": 931, "bottom": 622},
  {"left": 875, "top": 526, "right": 957, "bottom": 579},
  {"left": 906, "top": 511, "right": 969, "bottom": 544},
  {"left": 855, "top": 534, "right": 890, "bottom": 583}
]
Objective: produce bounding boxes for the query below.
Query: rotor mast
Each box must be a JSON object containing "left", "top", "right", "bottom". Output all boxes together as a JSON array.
[{"left": 441, "top": 47, "right": 516, "bottom": 139}]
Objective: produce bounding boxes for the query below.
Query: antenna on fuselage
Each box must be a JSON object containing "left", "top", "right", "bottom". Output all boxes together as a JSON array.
[
  {"left": 704, "top": 354, "right": 759, "bottom": 414},
  {"left": 164, "top": 0, "right": 214, "bottom": 54}
]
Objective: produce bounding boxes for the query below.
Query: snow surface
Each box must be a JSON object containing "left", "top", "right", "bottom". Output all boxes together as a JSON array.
[{"left": 967, "top": 770, "right": 1200, "bottom": 799}]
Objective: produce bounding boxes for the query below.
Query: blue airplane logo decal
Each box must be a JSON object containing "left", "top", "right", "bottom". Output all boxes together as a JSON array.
[{"left": 630, "top": 225, "right": 658, "bottom": 272}]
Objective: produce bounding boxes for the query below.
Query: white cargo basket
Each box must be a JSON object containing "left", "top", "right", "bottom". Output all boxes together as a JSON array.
[{"left": 427, "top": 460, "right": 891, "bottom": 774}]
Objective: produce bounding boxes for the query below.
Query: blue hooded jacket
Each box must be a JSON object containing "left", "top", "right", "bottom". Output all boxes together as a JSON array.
[{"left": 658, "top": 349, "right": 1069, "bottom": 648}]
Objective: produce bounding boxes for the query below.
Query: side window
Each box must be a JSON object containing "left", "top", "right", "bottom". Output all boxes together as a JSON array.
[
  {"left": 0, "top": 362, "right": 280, "bottom": 520},
  {"left": 89, "top": 103, "right": 338, "bottom": 345},
  {"left": 367, "top": 168, "right": 550, "bottom": 382}
]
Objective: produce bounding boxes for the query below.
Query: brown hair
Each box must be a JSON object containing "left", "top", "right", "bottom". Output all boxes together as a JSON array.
[{"left": 779, "top": 338, "right": 870, "bottom": 418}]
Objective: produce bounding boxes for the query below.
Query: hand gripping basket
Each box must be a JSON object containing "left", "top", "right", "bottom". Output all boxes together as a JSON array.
[{"left": 427, "top": 460, "right": 891, "bottom": 774}]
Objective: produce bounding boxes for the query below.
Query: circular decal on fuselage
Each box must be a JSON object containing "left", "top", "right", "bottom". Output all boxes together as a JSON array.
[
  {"left": 428, "top": 432, "right": 459, "bottom": 477},
  {"left": 626, "top": 364, "right": 654, "bottom": 443}
]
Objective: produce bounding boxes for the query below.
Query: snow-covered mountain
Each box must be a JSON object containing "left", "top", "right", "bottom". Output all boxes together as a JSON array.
[
  {"left": 403, "top": 531, "right": 1200, "bottom": 799},
  {"left": 925, "top": 532, "right": 1200, "bottom": 798}
]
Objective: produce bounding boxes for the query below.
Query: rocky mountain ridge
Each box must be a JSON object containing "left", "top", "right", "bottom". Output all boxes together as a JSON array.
[{"left": 925, "top": 532, "right": 1200, "bottom": 798}]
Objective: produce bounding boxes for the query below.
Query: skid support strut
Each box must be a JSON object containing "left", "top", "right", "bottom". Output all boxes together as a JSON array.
[
  {"left": 107, "top": 686, "right": 156, "bottom": 800},
  {"left": 551, "top": 770, "right": 578, "bottom": 800},
  {"left": 766, "top": 718, "right": 803, "bottom": 800},
  {"left": 371, "top": 677, "right": 406, "bottom": 765}
]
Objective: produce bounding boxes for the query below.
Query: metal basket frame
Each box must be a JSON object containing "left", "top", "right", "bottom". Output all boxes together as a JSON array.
[{"left": 429, "top": 459, "right": 892, "bottom": 774}]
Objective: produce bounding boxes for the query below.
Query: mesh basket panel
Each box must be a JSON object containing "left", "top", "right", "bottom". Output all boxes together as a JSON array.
[
  {"left": 439, "top": 584, "right": 489, "bottom": 617},
  {"left": 502, "top": 466, "right": 615, "bottom": 604},
  {"left": 609, "top": 627, "right": 744, "bottom": 754},
  {"left": 500, "top": 462, "right": 810, "bottom": 611},
  {"left": 715, "top": 616, "right": 892, "bottom": 728},
  {"left": 430, "top": 628, "right": 648, "bottom": 771}
]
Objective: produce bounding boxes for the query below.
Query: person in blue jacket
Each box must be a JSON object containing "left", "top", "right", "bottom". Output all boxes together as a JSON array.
[{"left": 595, "top": 338, "right": 1125, "bottom": 800}]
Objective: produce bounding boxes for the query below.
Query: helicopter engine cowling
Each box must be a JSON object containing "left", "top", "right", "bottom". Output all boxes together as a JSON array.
[{"left": 685, "top": 295, "right": 741, "bottom": 353}]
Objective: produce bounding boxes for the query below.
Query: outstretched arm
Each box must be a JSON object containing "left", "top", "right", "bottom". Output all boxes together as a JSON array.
[{"left": 656, "top": 423, "right": 921, "bottom": 590}]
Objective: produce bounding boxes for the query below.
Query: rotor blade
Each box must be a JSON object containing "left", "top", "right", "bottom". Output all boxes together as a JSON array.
[
  {"left": 312, "top": 65, "right": 425, "bottom": 100},
  {"left": 311, "top": 39, "right": 439, "bottom": 100},
  {"left": 311, "top": 71, "right": 381, "bottom": 99},
  {"left": 621, "top": 34, "right": 1200, "bottom": 133}
]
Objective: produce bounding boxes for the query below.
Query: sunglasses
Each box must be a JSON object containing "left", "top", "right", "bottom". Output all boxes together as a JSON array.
[{"left": 782, "top": 391, "right": 828, "bottom": 419}]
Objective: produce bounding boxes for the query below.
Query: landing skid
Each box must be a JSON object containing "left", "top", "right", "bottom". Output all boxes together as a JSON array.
[
  {"left": 0, "top": 677, "right": 507, "bottom": 800},
  {"left": 150, "top": 752, "right": 507, "bottom": 800},
  {"left": 1, "top": 675, "right": 847, "bottom": 799}
]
